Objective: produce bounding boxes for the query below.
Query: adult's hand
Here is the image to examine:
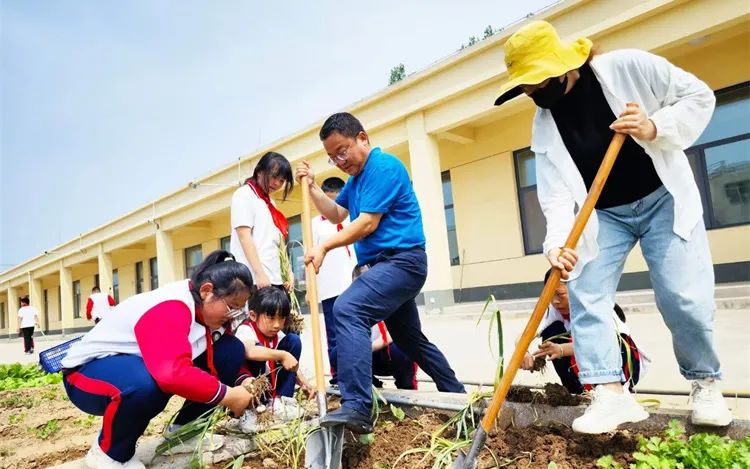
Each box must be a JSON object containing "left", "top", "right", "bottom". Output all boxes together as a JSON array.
[
  {"left": 610, "top": 103, "right": 657, "bottom": 141},
  {"left": 295, "top": 161, "right": 315, "bottom": 186},
  {"left": 546, "top": 247, "right": 578, "bottom": 280},
  {"left": 304, "top": 245, "right": 327, "bottom": 274}
]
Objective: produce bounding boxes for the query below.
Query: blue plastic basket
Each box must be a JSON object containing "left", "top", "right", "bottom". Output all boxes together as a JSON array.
[{"left": 39, "top": 336, "right": 83, "bottom": 374}]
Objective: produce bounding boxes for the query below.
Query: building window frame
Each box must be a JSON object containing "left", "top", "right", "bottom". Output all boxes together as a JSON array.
[
  {"left": 113, "top": 269, "right": 119, "bottom": 303},
  {"left": 513, "top": 147, "right": 545, "bottom": 255},
  {"left": 184, "top": 245, "right": 203, "bottom": 278},
  {"left": 73, "top": 280, "right": 81, "bottom": 319},
  {"left": 220, "top": 236, "right": 231, "bottom": 252},
  {"left": 135, "top": 261, "right": 144, "bottom": 294},
  {"left": 149, "top": 257, "right": 158, "bottom": 290},
  {"left": 441, "top": 171, "right": 461, "bottom": 266}
]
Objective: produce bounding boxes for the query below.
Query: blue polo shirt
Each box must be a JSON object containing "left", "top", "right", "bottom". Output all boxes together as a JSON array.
[{"left": 336, "top": 147, "right": 425, "bottom": 265}]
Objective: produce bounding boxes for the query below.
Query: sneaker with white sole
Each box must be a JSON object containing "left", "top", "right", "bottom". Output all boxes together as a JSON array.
[
  {"left": 272, "top": 396, "right": 302, "bottom": 421},
  {"left": 238, "top": 410, "right": 260, "bottom": 433},
  {"left": 85, "top": 441, "right": 145, "bottom": 469},
  {"left": 690, "top": 379, "right": 733, "bottom": 427},
  {"left": 572, "top": 385, "right": 649, "bottom": 434}
]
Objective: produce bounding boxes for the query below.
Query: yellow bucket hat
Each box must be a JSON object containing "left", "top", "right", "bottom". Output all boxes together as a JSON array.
[{"left": 494, "top": 21, "right": 592, "bottom": 106}]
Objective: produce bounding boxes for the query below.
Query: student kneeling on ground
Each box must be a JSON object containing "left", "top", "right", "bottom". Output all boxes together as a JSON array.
[
  {"left": 519, "top": 269, "right": 648, "bottom": 395},
  {"left": 61, "top": 250, "right": 255, "bottom": 469},
  {"left": 330, "top": 321, "right": 418, "bottom": 391},
  {"left": 234, "top": 286, "right": 314, "bottom": 432}
]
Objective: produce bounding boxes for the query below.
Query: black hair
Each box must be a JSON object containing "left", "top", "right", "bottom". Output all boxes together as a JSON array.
[
  {"left": 20, "top": 297, "right": 30, "bottom": 306},
  {"left": 319, "top": 112, "right": 365, "bottom": 141},
  {"left": 247, "top": 151, "right": 294, "bottom": 201},
  {"left": 543, "top": 269, "right": 627, "bottom": 323},
  {"left": 321, "top": 177, "right": 346, "bottom": 193},
  {"left": 92, "top": 286, "right": 100, "bottom": 293},
  {"left": 250, "top": 286, "right": 291, "bottom": 318},
  {"left": 613, "top": 303, "right": 626, "bottom": 323},
  {"left": 190, "top": 250, "right": 254, "bottom": 302}
]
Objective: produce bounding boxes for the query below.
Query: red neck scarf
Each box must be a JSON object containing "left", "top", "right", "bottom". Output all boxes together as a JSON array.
[
  {"left": 320, "top": 216, "right": 351, "bottom": 257},
  {"left": 246, "top": 179, "right": 289, "bottom": 239},
  {"left": 245, "top": 319, "right": 280, "bottom": 398},
  {"left": 194, "top": 305, "right": 218, "bottom": 377}
]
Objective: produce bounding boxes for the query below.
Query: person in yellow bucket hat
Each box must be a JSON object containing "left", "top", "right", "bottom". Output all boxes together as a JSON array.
[{"left": 494, "top": 21, "right": 732, "bottom": 434}]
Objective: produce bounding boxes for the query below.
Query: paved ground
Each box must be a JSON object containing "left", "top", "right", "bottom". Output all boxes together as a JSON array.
[{"left": 4, "top": 308, "right": 749, "bottom": 417}]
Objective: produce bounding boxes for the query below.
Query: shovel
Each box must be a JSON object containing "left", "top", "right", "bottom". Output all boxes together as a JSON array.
[
  {"left": 453, "top": 128, "right": 629, "bottom": 468},
  {"left": 300, "top": 177, "right": 345, "bottom": 469}
]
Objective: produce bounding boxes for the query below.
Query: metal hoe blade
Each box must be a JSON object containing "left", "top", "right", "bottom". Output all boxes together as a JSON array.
[{"left": 305, "top": 424, "right": 344, "bottom": 469}]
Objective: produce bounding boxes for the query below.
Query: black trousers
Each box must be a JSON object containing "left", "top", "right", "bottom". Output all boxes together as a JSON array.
[{"left": 20, "top": 327, "right": 35, "bottom": 352}]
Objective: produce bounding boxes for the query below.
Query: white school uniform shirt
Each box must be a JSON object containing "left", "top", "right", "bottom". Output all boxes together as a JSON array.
[
  {"left": 18, "top": 306, "right": 38, "bottom": 328},
  {"left": 89, "top": 292, "right": 113, "bottom": 321},
  {"left": 230, "top": 184, "right": 283, "bottom": 285},
  {"left": 532, "top": 49, "right": 715, "bottom": 280},
  {"left": 311, "top": 215, "right": 358, "bottom": 301},
  {"left": 235, "top": 323, "right": 285, "bottom": 375}
]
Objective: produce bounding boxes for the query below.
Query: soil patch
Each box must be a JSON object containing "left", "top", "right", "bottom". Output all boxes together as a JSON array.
[
  {"left": 506, "top": 384, "right": 586, "bottom": 407},
  {"left": 0, "top": 384, "right": 184, "bottom": 469}
]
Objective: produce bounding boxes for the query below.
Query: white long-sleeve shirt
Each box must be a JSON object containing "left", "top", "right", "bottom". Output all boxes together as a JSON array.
[{"left": 532, "top": 49, "right": 715, "bottom": 279}]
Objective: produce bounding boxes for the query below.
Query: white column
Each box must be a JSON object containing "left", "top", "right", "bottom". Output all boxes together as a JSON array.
[
  {"left": 98, "top": 244, "right": 114, "bottom": 296},
  {"left": 59, "top": 262, "right": 74, "bottom": 334},
  {"left": 155, "top": 229, "right": 177, "bottom": 285},
  {"left": 28, "top": 273, "right": 44, "bottom": 331},
  {"left": 7, "top": 285, "right": 19, "bottom": 337},
  {"left": 406, "top": 111, "right": 455, "bottom": 310}
]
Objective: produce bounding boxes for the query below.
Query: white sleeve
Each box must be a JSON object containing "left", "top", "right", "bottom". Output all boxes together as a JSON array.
[
  {"left": 628, "top": 50, "right": 716, "bottom": 150},
  {"left": 536, "top": 152, "right": 576, "bottom": 257},
  {"left": 235, "top": 324, "right": 259, "bottom": 344},
  {"left": 312, "top": 217, "right": 322, "bottom": 247},
  {"left": 536, "top": 307, "right": 563, "bottom": 337},
  {"left": 231, "top": 189, "right": 256, "bottom": 230}
]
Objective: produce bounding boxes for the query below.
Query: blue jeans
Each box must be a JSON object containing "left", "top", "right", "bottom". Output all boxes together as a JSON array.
[
  {"left": 63, "top": 335, "right": 245, "bottom": 462},
  {"left": 333, "top": 248, "right": 464, "bottom": 415},
  {"left": 568, "top": 186, "right": 721, "bottom": 385},
  {"left": 245, "top": 333, "right": 301, "bottom": 398},
  {"left": 329, "top": 342, "right": 418, "bottom": 390}
]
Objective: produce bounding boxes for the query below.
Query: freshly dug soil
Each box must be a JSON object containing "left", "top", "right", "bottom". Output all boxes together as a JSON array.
[
  {"left": 506, "top": 383, "right": 586, "bottom": 407},
  {"left": 341, "top": 413, "right": 646, "bottom": 469}
]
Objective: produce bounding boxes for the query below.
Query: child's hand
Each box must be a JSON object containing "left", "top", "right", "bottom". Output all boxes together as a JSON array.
[
  {"left": 533, "top": 341, "right": 567, "bottom": 360},
  {"left": 280, "top": 352, "right": 299, "bottom": 372},
  {"left": 300, "top": 382, "right": 316, "bottom": 400},
  {"left": 221, "top": 385, "right": 253, "bottom": 416}
]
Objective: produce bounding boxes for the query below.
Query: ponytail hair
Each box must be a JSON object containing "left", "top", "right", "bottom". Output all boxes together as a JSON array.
[{"left": 190, "top": 250, "right": 254, "bottom": 301}]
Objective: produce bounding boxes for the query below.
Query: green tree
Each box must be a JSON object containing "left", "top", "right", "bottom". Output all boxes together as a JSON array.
[
  {"left": 388, "top": 63, "right": 406, "bottom": 85},
  {"left": 483, "top": 25, "right": 494, "bottom": 39}
]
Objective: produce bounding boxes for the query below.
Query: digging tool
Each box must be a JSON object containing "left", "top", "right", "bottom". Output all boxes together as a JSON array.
[
  {"left": 300, "top": 177, "right": 345, "bottom": 469},
  {"left": 453, "top": 128, "right": 629, "bottom": 469}
]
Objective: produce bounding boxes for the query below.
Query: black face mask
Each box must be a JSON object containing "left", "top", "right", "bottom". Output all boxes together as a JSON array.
[{"left": 531, "top": 75, "right": 568, "bottom": 109}]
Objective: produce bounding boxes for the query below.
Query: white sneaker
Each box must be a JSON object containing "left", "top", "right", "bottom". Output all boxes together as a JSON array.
[
  {"left": 85, "top": 441, "right": 145, "bottom": 469},
  {"left": 690, "top": 379, "right": 733, "bottom": 427},
  {"left": 238, "top": 410, "right": 260, "bottom": 433},
  {"left": 572, "top": 385, "right": 649, "bottom": 434},
  {"left": 272, "top": 396, "right": 302, "bottom": 421}
]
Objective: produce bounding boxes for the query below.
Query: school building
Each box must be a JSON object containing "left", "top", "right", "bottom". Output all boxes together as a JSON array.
[{"left": 1, "top": 0, "right": 749, "bottom": 335}]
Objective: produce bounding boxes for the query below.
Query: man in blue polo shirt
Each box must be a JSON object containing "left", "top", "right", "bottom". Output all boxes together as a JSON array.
[{"left": 296, "top": 112, "right": 465, "bottom": 433}]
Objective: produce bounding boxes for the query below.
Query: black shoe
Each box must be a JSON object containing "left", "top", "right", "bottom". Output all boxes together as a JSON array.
[
  {"left": 372, "top": 376, "right": 384, "bottom": 388},
  {"left": 329, "top": 377, "right": 338, "bottom": 386},
  {"left": 320, "top": 407, "right": 373, "bottom": 434}
]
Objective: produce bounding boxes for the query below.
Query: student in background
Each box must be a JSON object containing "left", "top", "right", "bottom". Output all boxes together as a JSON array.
[
  {"left": 311, "top": 176, "right": 357, "bottom": 385},
  {"left": 230, "top": 152, "right": 295, "bottom": 292},
  {"left": 86, "top": 286, "right": 116, "bottom": 324},
  {"left": 18, "top": 297, "right": 40, "bottom": 355}
]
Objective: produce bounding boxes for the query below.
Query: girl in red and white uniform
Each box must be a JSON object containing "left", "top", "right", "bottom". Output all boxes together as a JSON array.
[
  {"left": 234, "top": 287, "right": 313, "bottom": 431},
  {"left": 86, "top": 286, "right": 116, "bottom": 323},
  {"left": 61, "top": 250, "right": 255, "bottom": 469},
  {"left": 230, "top": 151, "right": 294, "bottom": 292}
]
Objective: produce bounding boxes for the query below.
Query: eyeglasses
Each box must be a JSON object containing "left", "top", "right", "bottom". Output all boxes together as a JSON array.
[
  {"left": 222, "top": 299, "right": 246, "bottom": 319},
  {"left": 328, "top": 145, "right": 352, "bottom": 166}
]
